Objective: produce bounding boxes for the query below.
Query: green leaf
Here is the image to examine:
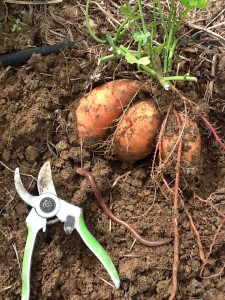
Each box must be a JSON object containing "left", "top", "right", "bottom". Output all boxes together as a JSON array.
[
  {"left": 133, "top": 31, "right": 151, "bottom": 45},
  {"left": 179, "top": 0, "right": 208, "bottom": 8},
  {"left": 137, "top": 57, "right": 150, "bottom": 65},
  {"left": 119, "top": 2, "right": 132, "bottom": 17},
  {"left": 125, "top": 52, "right": 150, "bottom": 66},
  {"left": 125, "top": 52, "right": 138, "bottom": 64},
  {"left": 119, "top": 1, "right": 140, "bottom": 20},
  {"left": 12, "top": 25, "right": 16, "bottom": 32},
  {"left": 154, "top": 43, "right": 165, "bottom": 55}
]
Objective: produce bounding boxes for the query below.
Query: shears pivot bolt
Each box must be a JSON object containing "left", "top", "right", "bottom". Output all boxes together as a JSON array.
[{"left": 40, "top": 197, "right": 56, "bottom": 213}]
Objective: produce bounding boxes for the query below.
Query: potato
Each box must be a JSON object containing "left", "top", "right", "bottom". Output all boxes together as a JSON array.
[
  {"left": 75, "top": 80, "right": 151, "bottom": 141},
  {"left": 114, "top": 100, "right": 162, "bottom": 162},
  {"left": 161, "top": 113, "right": 201, "bottom": 173}
]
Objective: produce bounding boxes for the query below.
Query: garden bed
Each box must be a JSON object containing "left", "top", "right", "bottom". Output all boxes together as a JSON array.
[{"left": 0, "top": 1, "right": 225, "bottom": 299}]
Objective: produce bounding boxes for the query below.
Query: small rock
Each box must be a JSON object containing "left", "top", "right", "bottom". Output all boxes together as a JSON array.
[
  {"left": 69, "top": 147, "right": 90, "bottom": 162},
  {"left": 60, "top": 167, "right": 73, "bottom": 180},
  {"left": 17, "top": 152, "right": 24, "bottom": 160},
  {"left": 133, "top": 168, "right": 147, "bottom": 180},
  {"left": 156, "top": 279, "right": 171, "bottom": 297},
  {"left": 56, "top": 140, "right": 68, "bottom": 151},
  {"left": 25, "top": 146, "right": 39, "bottom": 163},
  {"left": 54, "top": 158, "right": 64, "bottom": 168},
  {"left": 2, "top": 149, "right": 11, "bottom": 162},
  {"left": 131, "top": 178, "right": 143, "bottom": 188},
  {"left": 216, "top": 279, "right": 225, "bottom": 292}
]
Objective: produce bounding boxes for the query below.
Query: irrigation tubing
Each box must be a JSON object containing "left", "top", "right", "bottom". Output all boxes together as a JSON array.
[{"left": 0, "top": 41, "right": 75, "bottom": 67}]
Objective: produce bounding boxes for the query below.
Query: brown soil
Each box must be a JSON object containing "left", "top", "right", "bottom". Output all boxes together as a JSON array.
[{"left": 0, "top": 2, "right": 225, "bottom": 300}]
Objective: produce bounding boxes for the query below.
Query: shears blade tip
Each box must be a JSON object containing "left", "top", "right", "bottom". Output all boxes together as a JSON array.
[
  {"left": 14, "top": 166, "right": 36, "bottom": 207},
  {"left": 37, "top": 160, "right": 57, "bottom": 195}
]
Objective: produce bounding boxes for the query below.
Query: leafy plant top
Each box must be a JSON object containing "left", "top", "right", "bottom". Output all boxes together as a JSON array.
[{"left": 86, "top": 0, "right": 209, "bottom": 89}]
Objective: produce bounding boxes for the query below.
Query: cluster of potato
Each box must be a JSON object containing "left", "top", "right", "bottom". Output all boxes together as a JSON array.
[{"left": 75, "top": 80, "right": 201, "bottom": 169}]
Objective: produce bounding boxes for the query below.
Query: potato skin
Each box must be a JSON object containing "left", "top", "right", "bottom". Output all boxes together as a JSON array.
[
  {"left": 76, "top": 80, "right": 151, "bottom": 141},
  {"left": 161, "top": 113, "right": 201, "bottom": 172},
  {"left": 114, "top": 100, "right": 162, "bottom": 162}
]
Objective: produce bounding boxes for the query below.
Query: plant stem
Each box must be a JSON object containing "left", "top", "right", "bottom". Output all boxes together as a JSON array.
[
  {"left": 119, "top": 45, "right": 130, "bottom": 54},
  {"left": 85, "top": 0, "right": 107, "bottom": 44},
  {"left": 137, "top": 0, "right": 147, "bottom": 34},
  {"left": 152, "top": 0, "right": 157, "bottom": 40},
  {"left": 139, "top": 64, "right": 170, "bottom": 90},
  {"left": 139, "top": 64, "right": 156, "bottom": 76},
  {"left": 98, "top": 54, "right": 123, "bottom": 65},
  {"left": 150, "top": 0, "right": 157, "bottom": 63},
  {"left": 137, "top": 39, "right": 143, "bottom": 59},
  {"left": 168, "top": 39, "right": 178, "bottom": 71},
  {"left": 163, "top": 26, "right": 174, "bottom": 73},
  {"left": 106, "top": 34, "right": 118, "bottom": 54},
  {"left": 164, "top": 75, "right": 197, "bottom": 82},
  {"left": 157, "top": 0, "right": 168, "bottom": 37},
  {"left": 168, "top": 0, "right": 175, "bottom": 28},
  {"left": 157, "top": 75, "right": 171, "bottom": 90},
  {"left": 114, "top": 2, "right": 139, "bottom": 42},
  {"left": 163, "top": 2, "right": 176, "bottom": 73},
  {"left": 174, "top": 7, "right": 190, "bottom": 35}
]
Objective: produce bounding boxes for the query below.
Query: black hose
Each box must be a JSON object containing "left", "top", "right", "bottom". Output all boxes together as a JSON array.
[{"left": 0, "top": 41, "right": 75, "bottom": 67}]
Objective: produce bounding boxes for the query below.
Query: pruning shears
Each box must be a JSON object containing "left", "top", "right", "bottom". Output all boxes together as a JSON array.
[{"left": 14, "top": 161, "right": 120, "bottom": 300}]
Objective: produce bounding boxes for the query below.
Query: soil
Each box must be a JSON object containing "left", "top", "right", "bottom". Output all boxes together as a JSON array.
[{"left": 0, "top": 1, "right": 225, "bottom": 300}]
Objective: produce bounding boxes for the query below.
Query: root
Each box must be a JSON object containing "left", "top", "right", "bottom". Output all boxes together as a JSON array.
[
  {"left": 182, "top": 203, "right": 206, "bottom": 264},
  {"left": 163, "top": 179, "right": 207, "bottom": 265},
  {"left": 200, "top": 114, "right": 225, "bottom": 151},
  {"left": 154, "top": 102, "right": 208, "bottom": 299},
  {"left": 168, "top": 109, "right": 183, "bottom": 300},
  {"left": 151, "top": 101, "right": 173, "bottom": 178},
  {"left": 170, "top": 84, "right": 225, "bottom": 152},
  {"left": 159, "top": 87, "right": 225, "bottom": 286},
  {"left": 194, "top": 193, "right": 225, "bottom": 219},
  {"left": 200, "top": 217, "right": 225, "bottom": 277},
  {"left": 194, "top": 193, "right": 225, "bottom": 277},
  {"left": 151, "top": 101, "right": 187, "bottom": 299}
]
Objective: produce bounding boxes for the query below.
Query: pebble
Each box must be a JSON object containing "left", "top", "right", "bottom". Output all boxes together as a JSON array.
[
  {"left": 2, "top": 149, "right": 11, "bottom": 162},
  {"left": 25, "top": 146, "right": 39, "bottom": 163},
  {"left": 56, "top": 140, "right": 68, "bottom": 151}
]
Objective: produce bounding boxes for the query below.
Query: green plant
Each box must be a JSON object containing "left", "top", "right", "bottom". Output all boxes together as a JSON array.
[
  {"left": 85, "top": 0, "right": 208, "bottom": 90},
  {"left": 12, "top": 18, "right": 21, "bottom": 33}
]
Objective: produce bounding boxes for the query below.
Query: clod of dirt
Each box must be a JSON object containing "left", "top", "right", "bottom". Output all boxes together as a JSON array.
[
  {"left": 25, "top": 145, "right": 39, "bottom": 163},
  {"left": 156, "top": 280, "right": 171, "bottom": 298},
  {"left": 2, "top": 149, "right": 11, "bottom": 162},
  {"left": 119, "top": 258, "right": 149, "bottom": 281},
  {"left": 28, "top": 53, "right": 49, "bottom": 73}
]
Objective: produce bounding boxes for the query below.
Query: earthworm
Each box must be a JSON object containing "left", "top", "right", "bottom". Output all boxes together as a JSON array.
[{"left": 75, "top": 167, "right": 172, "bottom": 247}]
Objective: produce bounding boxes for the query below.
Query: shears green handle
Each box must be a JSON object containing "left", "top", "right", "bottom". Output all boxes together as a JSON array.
[
  {"left": 22, "top": 225, "right": 37, "bottom": 300},
  {"left": 22, "top": 209, "right": 46, "bottom": 300},
  {"left": 75, "top": 211, "right": 120, "bottom": 288},
  {"left": 22, "top": 208, "right": 120, "bottom": 300}
]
